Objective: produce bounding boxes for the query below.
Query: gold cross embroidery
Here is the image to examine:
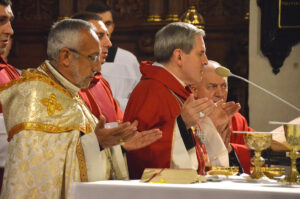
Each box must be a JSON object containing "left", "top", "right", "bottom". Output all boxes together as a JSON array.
[{"left": 41, "top": 93, "right": 63, "bottom": 116}]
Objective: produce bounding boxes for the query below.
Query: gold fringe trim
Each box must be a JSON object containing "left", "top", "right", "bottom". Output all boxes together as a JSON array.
[
  {"left": 76, "top": 138, "right": 88, "bottom": 182},
  {"left": 0, "top": 66, "right": 72, "bottom": 98},
  {"left": 8, "top": 122, "right": 92, "bottom": 141}
]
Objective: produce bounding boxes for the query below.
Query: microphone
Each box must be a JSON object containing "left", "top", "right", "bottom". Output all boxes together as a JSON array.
[{"left": 215, "top": 66, "right": 300, "bottom": 112}]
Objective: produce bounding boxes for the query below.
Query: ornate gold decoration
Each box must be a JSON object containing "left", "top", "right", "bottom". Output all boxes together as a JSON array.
[
  {"left": 208, "top": 166, "right": 239, "bottom": 176},
  {"left": 76, "top": 138, "right": 88, "bottom": 182},
  {"left": 244, "top": 133, "right": 272, "bottom": 179},
  {"left": 180, "top": 6, "right": 205, "bottom": 29},
  {"left": 57, "top": 16, "right": 71, "bottom": 22},
  {"left": 263, "top": 167, "right": 285, "bottom": 179},
  {"left": 283, "top": 124, "right": 300, "bottom": 184},
  {"left": 166, "top": 14, "right": 180, "bottom": 22},
  {"left": 244, "top": 12, "right": 249, "bottom": 20},
  {"left": 41, "top": 93, "right": 63, "bottom": 116},
  {"left": 147, "top": 15, "right": 163, "bottom": 22},
  {"left": 0, "top": 69, "right": 72, "bottom": 99},
  {"left": 8, "top": 122, "right": 92, "bottom": 142}
]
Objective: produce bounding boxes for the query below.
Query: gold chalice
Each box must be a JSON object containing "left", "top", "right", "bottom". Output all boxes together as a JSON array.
[
  {"left": 244, "top": 133, "right": 272, "bottom": 179},
  {"left": 283, "top": 124, "right": 300, "bottom": 184}
]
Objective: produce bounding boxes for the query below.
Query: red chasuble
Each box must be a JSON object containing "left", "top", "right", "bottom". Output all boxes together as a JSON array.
[
  {"left": 124, "top": 61, "right": 203, "bottom": 179},
  {"left": 0, "top": 56, "right": 20, "bottom": 113},
  {"left": 230, "top": 112, "right": 254, "bottom": 174},
  {"left": 231, "top": 112, "right": 254, "bottom": 145},
  {"left": 79, "top": 73, "right": 123, "bottom": 122}
]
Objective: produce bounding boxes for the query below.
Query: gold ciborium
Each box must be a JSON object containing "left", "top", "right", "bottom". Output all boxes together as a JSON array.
[
  {"left": 208, "top": 166, "right": 239, "bottom": 176},
  {"left": 283, "top": 124, "right": 300, "bottom": 184},
  {"left": 244, "top": 133, "right": 272, "bottom": 179},
  {"left": 263, "top": 167, "right": 285, "bottom": 179}
]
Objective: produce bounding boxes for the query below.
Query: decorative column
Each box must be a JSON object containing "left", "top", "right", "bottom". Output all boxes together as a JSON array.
[
  {"left": 147, "top": 0, "right": 164, "bottom": 22},
  {"left": 166, "top": 0, "right": 183, "bottom": 22},
  {"left": 58, "top": 0, "right": 73, "bottom": 20}
]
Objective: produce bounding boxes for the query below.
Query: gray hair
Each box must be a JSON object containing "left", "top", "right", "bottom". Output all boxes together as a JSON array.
[
  {"left": 154, "top": 22, "right": 205, "bottom": 63},
  {"left": 0, "top": 0, "right": 11, "bottom": 6},
  {"left": 47, "top": 19, "right": 93, "bottom": 60}
]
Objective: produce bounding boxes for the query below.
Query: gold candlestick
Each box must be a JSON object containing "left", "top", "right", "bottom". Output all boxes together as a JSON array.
[{"left": 244, "top": 133, "right": 272, "bottom": 179}]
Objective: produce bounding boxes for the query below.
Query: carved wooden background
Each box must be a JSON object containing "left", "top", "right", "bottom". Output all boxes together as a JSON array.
[{"left": 8, "top": 0, "right": 250, "bottom": 120}]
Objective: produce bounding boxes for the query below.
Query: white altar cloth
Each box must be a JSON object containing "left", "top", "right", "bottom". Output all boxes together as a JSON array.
[{"left": 70, "top": 179, "right": 300, "bottom": 199}]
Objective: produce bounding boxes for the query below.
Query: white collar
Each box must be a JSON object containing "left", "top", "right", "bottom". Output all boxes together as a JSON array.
[{"left": 44, "top": 60, "right": 80, "bottom": 96}]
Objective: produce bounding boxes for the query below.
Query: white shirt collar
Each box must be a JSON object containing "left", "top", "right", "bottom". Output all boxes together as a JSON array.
[{"left": 44, "top": 60, "right": 80, "bottom": 96}]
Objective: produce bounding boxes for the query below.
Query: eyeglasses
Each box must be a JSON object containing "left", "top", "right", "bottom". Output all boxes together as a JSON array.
[{"left": 67, "top": 48, "right": 100, "bottom": 63}]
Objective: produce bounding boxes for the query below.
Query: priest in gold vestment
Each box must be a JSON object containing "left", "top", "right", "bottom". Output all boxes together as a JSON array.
[{"left": 0, "top": 19, "right": 162, "bottom": 199}]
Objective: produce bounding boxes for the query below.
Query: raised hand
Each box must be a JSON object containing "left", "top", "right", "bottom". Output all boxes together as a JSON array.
[
  {"left": 208, "top": 101, "right": 240, "bottom": 132},
  {"left": 123, "top": 128, "right": 162, "bottom": 151},
  {"left": 94, "top": 115, "right": 138, "bottom": 148},
  {"left": 181, "top": 94, "right": 216, "bottom": 129},
  {"left": 221, "top": 101, "right": 241, "bottom": 119}
]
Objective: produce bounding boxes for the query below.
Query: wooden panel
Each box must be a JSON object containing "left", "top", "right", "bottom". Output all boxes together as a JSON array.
[
  {"left": 7, "top": 0, "right": 250, "bottom": 120},
  {"left": 8, "top": 0, "right": 59, "bottom": 69},
  {"left": 108, "top": 0, "right": 250, "bottom": 120}
]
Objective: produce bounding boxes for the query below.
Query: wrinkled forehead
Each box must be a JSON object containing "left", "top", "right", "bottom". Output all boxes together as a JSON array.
[{"left": 202, "top": 67, "right": 228, "bottom": 84}]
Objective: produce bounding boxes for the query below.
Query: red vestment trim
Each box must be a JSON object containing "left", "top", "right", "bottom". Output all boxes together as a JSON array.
[
  {"left": 0, "top": 56, "right": 20, "bottom": 113},
  {"left": 230, "top": 112, "right": 254, "bottom": 174},
  {"left": 80, "top": 74, "right": 123, "bottom": 122}
]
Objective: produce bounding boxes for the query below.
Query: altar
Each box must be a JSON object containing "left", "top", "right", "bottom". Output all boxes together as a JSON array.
[{"left": 70, "top": 179, "right": 300, "bottom": 199}]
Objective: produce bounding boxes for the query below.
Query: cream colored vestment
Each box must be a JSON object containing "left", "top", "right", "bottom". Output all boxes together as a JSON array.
[{"left": 0, "top": 61, "right": 128, "bottom": 199}]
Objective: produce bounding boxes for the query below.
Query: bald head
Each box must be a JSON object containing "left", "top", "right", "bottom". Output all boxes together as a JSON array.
[{"left": 191, "top": 60, "right": 228, "bottom": 103}]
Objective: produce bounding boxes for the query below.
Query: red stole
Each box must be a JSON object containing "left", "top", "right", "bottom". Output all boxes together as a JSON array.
[
  {"left": 79, "top": 88, "right": 102, "bottom": 121},
  {"left": 184, "top": 86, "right": 209, "bottom": 175},
  {"left": 191, "top": 125, "right": 209, "bottom": 175},
  {"left": 79, "top": 74, "right": 123, "bottom": 122},
  {"left": 0, "top": 56, "right": 20, "bottom": 113}
]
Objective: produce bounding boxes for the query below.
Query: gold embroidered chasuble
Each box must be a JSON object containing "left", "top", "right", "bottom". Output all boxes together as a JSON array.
[{"left": 0, "top": 61, "right": 128, "bottom": 199}]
